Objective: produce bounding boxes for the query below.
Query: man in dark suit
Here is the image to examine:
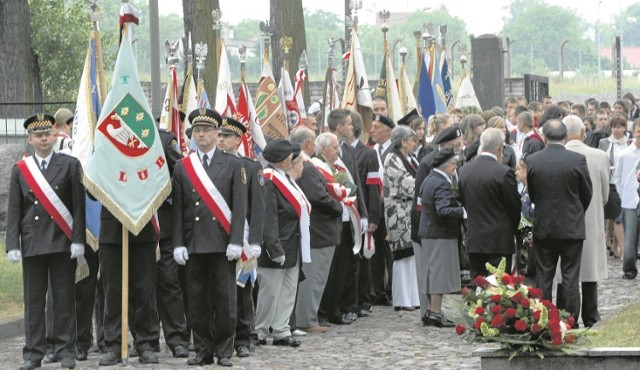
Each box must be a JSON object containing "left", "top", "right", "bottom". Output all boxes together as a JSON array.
[
  {"left": 290, "top": 127, "right": 343, "bottom": 333},
  {"left": 322, "top": 109, "right": 368, "bottom": 324},
  {"left": 526, "top": 119, "right": 593, "bottom": 325},
  {"left": 348, "top": 111, "right": 382, "bottom": 317},
  {"left": 154, "top": 124, "right": 190, "bottom": 358},
  {"left": 172, "top": 109, "right": 247, "bottom": 367},
  {"left": 7, "top": 114, "right": 86, "bottom": 370},
  {"left": 217, "top": 117, "right": 265, "bottom": 357},
  {"left": 458, "top": 128, "right": 521, "bottom": 279}
]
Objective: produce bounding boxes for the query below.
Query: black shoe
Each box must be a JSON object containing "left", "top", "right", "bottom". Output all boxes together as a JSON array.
[
  {"left": 138, "top": 350, "right": 158, "bottom": 364},
  {"left": 128, "top": 347, "right": 138, "bottom": 358},
  {"left": 431, "top": 312, "right": 455, "bottom": 328},
  {"left": 60, "top": 356, "right": 76, "bottom": 369},
  {"left": 622, "top": 272, "right": 637, "bottom": 279},
  {"left": 18, "top": 360, "right": 41, "bottom": 370},
  {"left": 344, "top": 312, "right": 358, "bottom": 322},
  {"left": 421, "top": 310, "right": 433, "bottom": 326},
  {"left": 98, "top": 352, "right": 119, "bottom": 366},
  {"left": 42, "top": 353, "right": 58, "bottom": 364},
  {"left": 187, "top": 354, "right": 214, "bottom": 366},
  {"left": 272, "top": 336, "right": 300, "bottom": 347},
  {"left": 76, "top": 348, "right": 88, "bottom": 361},
  {"left": 236, "top": 345, "right": 250, "bottom": 358},
  {"left": 217, "top": 357, "right": 233, "bottom": 367},
  {"left": 173, "top": 345, "right": 189, "bottom": 358},
  {"left": 256, "top": 338, "right": 267, "bottom": 346}
]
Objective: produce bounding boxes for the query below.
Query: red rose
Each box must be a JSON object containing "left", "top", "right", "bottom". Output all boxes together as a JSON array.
[
  {"left": 533, "top": 310, "right": 541, "bottom": 321},
  {"left": 474, "top": 275, "right": 489, "bottom": 288},
  {"left": 511, "top": 292, "right": 523, "bottom": 302},
  {"left": 514, "top": 319, "right": 527, "bottom": 332},
  {"left": 505, "top": 307, "right": 517, "bottom": 318},
  {"left": 520, "top": 299, "right": 530, "bottom": 309},
  {"left": 474, "top": 317, "right": 487, "bottom": 330},
  {"left": 475, "top": 307, "right": 485, "bottom": 315},
  {"left": 528, "top": 287, "right": 543, "bottom": 299},
  {"left": 567, "top": 317, "right": 576, "bottom": 327},
  {"left": 513, "top": 275, "right": 525, "bottom": 285},
  {"left": 531, "top": 323, "right": 542, "bottom": 334},
  {"left": 566, "top": 334, "right": 575, "bottom": 344},
  {"left": 491, "top": 294, "right": 502, "bottom": 303},
  {"left": 455, "top": 324, "right": 467, "bottom": 335},
  {"left": 501, "top": 274, "right": 512, "bottom": 285},
  {"left": 491, "top": 314, "right": 505, "bottom": 328},
  {"left": 551, "top": 336, "right": 563, "bottom": 346},
  {"left": 490, "top": 305, "right": 503, "bottom": 315},
  {"left": 461, "top": 287, "right": 470, "bottom": 296},
  {"left": 549, "top": 308, "right": 560, "bottom": 320}
]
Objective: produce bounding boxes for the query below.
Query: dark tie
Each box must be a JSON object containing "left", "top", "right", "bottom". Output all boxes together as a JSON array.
[
  {"left": 202, "top": 154, "right": 209, "bottom": 169},
  {"left": 40, "top": 160, "right": 47, "bottom": 172},
  {"left": 609, "top": 142, "right": 615, "bottom": 167}
]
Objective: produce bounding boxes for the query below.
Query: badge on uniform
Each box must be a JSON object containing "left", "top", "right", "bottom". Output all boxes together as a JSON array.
[
  {"left": 171, "top": 139, "right": 180, "bottom": 153},
  {"left": 241, "top": 167, "right": 247, "bottom": 184},
  {"left": 257, "top": 170, "right": 265, "bottom": 186}
]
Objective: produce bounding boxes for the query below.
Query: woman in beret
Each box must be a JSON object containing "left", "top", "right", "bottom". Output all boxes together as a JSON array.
[
  {"left": 417, "top": 147, "right": 465, "bottom": 327},
  {"left": 383, "top": 125, "right": 420, "bottom": 311}
]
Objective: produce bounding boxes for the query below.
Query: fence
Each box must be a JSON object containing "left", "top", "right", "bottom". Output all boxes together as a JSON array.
[{"left": 0, "top": 101, "right": 75, "bottom": 148}]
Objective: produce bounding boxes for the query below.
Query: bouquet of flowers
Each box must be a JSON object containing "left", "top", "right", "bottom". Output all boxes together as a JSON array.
[
  {"left": 333, "top": 169, "right": 357, "bottom": 197},
  {"left": 455, "top": 258, "right": 593, "bottom": 359}
]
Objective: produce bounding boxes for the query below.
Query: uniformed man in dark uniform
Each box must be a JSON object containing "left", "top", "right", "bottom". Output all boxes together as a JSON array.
[
  {"left": 154, "top": 115, "right": 190, "bottom": 358},
  {"left": 7, "top": 114, "right": 86, "bottom": 370},
  {"left": 216, "top": 117, "right": 265, "bottom": 358},
  {"left": 172, "top": 109, "right": 247, "bottom": 367}
]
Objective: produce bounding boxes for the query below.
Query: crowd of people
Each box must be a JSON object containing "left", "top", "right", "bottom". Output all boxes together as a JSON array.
[{"left": 6, "top": 91, "right": 640, "bottom": 369}]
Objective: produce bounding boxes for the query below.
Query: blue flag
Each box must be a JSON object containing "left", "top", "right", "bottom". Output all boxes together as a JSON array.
[
  {"left": 431, "top": 51, "right": 447, "bottom": 114},
  {"left": 417, "top": 51, "right": 436, "bottom": 119},
  {"left": 441, "top": 52, "right": 453, "bottom": 107}
]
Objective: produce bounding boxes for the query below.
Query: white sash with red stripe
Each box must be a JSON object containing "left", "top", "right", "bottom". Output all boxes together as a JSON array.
[
  {"left": 309, "top": 157, "right": 363, "bottom": 254},
  {"left": 182, "top": 152, "right": 232, "bottom": 234},
  {"left": 263, "top": 168, "right": 311, "bottom": 263},
  {"left": 17, "top": 156, "right": 73, "bottom": 240}
]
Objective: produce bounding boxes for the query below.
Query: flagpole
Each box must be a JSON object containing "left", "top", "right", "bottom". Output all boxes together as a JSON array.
[{"left": 121, "top": 227, "right": 129, "bottom": 364}]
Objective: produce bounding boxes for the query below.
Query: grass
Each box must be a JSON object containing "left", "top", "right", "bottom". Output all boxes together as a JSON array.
[
  {"left": 585, "top": 302, "right": 640, "bottom": 347},
  {"left": 0, "top": 245, "right": 24, "bottom": 320}
]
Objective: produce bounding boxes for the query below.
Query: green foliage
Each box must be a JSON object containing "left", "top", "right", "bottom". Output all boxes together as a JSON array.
[{"left": 0, "top": 245, "right": 23, "bottom": 320}]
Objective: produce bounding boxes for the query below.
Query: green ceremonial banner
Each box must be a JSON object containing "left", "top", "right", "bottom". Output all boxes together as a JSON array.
[{"left": 83, "top": 37, "right": 170, "bottom": 235}]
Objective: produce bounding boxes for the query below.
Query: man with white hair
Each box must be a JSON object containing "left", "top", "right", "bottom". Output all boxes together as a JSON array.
[
  {"left": 560, "top": 115, "right": 609, "bottom": 327},
  {"left": 458, "top": 128, "right": 521, "bottom": 279},
  {"left": 291, "top": 127, "right": 343, "bottom": 333}
]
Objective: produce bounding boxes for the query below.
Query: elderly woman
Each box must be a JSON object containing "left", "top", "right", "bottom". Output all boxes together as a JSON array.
[
  {"left": 255, "top": 139, "right": 310, "bottom": 348},
  {"left": 383, "top": 125, "right": 420, "bottom": 311},
  {"left": 417, "top": 148, "right": 465, "bottom": 327}
]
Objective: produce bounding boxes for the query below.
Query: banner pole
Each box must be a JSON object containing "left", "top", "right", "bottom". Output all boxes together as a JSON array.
[{"left": 121, "top": 226, "right": 129, "bottom": 365}]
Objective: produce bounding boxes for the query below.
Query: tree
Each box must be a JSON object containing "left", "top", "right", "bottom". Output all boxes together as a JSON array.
[
  {"left": 1, "top": 0, "right": 42, "bottom": 117},
  {"left": 269, "top": 0, "right": 307, "bottom": 87}
]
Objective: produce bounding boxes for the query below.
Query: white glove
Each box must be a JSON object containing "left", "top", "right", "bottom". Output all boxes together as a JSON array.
[
  {"left": 226, "top": 244, "right": 243, "bottom": 261},
  {"left": 462, "top": 207, "right": 468, "bottom": 219},
  {"left": 7, "top": 250, "right": 21, "bottom": 264},
  {"left": 70, "top": 243, "right": 85, "bottom": 259},
  {"left": 249, "top": 244, "right": 262, "bottom": 258},
  {"left": 360, "top": 218, "right": 368, "bottom": 235},
  {"left": 272, "top": 255, "right": 286, "bottom": 266},
  {"left": 173, "top": 246, "right": 189, "bottom": 265}
]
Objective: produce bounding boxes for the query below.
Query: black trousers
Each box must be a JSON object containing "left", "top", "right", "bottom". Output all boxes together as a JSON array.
[
  {"left": 100, "top": 242, "right": 159, "bottom": 354},
  {"left": 187, "top": 253, "right": 237, "bottom": 359},
  {"left": 156, "top": 237, "right": 189, "bottom": 351},
  {"left": 469, "top": 253, "right": 513, "bottom": 281},
  {"left": 370, "top": 220, "right": 392, "bottom": 304},
  {"left": 358, "top": 235, "right": 374, "bottom": 311},
  {"left": 235, "top": 280, "right": 254, "bottom": 348},
  {"left": 75, "top": 245, "right": 99, "bottom": 352},
  {"left": 556, "top": 281, "right": 600, "bottom": 328},
  {"left": 22, "top": 252, "right": 76, "bottom": 362},
  {"left": 535, "top": 239, "right": 583, "bottom": 323},
  {"left": 94, "top": 276, "right": 105, "bottom": 351},
  {"left": 320, "top": 222, "right": 359, "bottom": 322}
]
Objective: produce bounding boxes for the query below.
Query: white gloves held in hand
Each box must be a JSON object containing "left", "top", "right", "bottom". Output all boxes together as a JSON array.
[
  {"left": 8, "top": 250, "right": 21, "bottom": 264},
  {"left": 272, "top": 255, "right": 285, "bottom": 266},
  {"left": 70, "top": 243, "right": 85, "bottom": 259},
  {"left": 249, "top": 244, "right": 262, "bottom": 258},
  {"left": 226, "top": 244, "right": 243, "bottom": 261},
  {"left": 173, "top": 246, "right": 189, "bottom": 265}
]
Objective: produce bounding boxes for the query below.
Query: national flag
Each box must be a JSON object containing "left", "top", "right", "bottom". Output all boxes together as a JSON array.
[
  {"left": 384, "top": 51, "right": 403, "bottom": 123},
  {"left": 159, "top": 67, "right": 185, "bottom": 152},
  {"left": 417, "top": 50, "right": 436, "bottom": 119},
  {"left": 293, "top": 67, "right": 307, "bottom": 127},
  {"left": 398, "top": 58, "right": 417, "bottom": 115},
  {"left": 119, "top": 3, "right": 139, "bottom": 45},
  {"left": 341, "top": 28, "right": 373, "bottom": 142},
  {"left": 431, "top": 48, "right": 447, "bottom": 114},
  {"left": 440, "top": 49, "right": 453, "bottom": 107},
  {"left": 454, "top": 68, "right": 482, "bottom": 111},
  {"left": 71, "top": 30, "right": 104, "bottom": 249},
  {"left": 214, "top": 42, "right": 237, "bottom": 118},
  {"left": 321, "top": 66, "right": 340, "bottom": 131},
  {"left": 83, "top": 36, "right": 171, "bottom": 235},
  {"left": 279, "top": 67, "right": 302, "bottom": 130},
  {"left": 255, "top": 54, "right": 288, "bottom": 139},
  {"left": 181, "top": 63, "right": 197, "bottom": 130},
  {"left": 237, "top": 82, "right": 266, "bottom": 158}
]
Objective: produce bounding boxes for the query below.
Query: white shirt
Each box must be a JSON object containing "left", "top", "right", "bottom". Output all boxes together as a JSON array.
[
  {"left": 613, "top": 143, "right": 640, "bottom": 209},
  {"left": 34, "top": 151, "right": 53, "bottom": 170},
  {"left": 198, "top": 148, "right": 216, "bottom": 166}
]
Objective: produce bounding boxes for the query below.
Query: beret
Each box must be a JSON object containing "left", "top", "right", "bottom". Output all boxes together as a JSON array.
[
  {"left": 373, "top": 114, "right": 395, "bottom": 129},
  {"left": 434, "top": 125, "right": 462, "bottom": 144},
  {"left": 432, "top": 147, "right": 457, "bottom": 168},
  {"left": 263, "top": 139, "right": 294, "bottom": 163}
]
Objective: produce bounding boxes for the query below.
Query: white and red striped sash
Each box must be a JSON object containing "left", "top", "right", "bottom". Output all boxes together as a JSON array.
[
  {"left": 17, "top": 156, "right": 73, "bottom": 240},
  {"left": 182, "top": 153, "right": 232, "bottom": 234}
]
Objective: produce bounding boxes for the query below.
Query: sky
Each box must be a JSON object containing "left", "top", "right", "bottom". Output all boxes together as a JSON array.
[{"left": 158, "top": 0, "right": 637, "bottom": 36}]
